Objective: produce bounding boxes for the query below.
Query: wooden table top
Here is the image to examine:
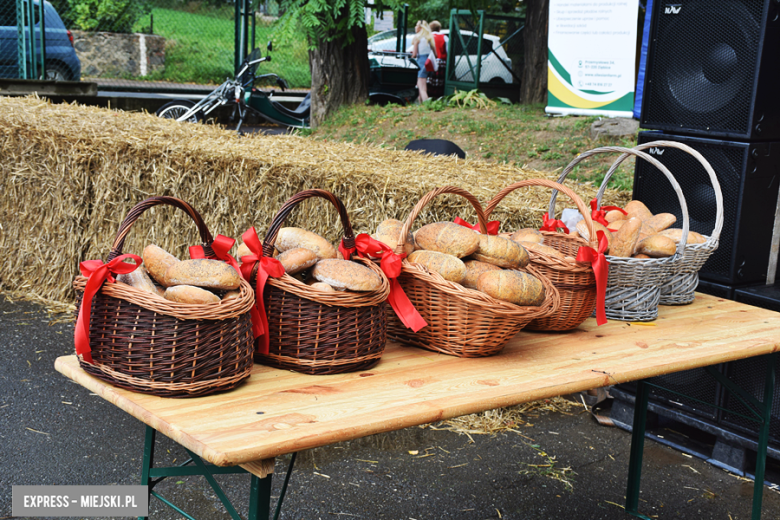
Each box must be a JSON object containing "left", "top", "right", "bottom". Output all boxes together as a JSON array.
[{"left": 55, "top": 293, "right": 780, "bottom": 468}]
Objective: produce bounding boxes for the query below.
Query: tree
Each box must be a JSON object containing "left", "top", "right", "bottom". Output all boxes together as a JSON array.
[{"left": 520, "top": 0, "right": 548, "bottom": 104}]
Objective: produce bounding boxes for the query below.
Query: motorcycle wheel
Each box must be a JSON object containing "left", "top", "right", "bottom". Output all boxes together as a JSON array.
[{"left": 156, "top": 100, "right": 203, "bottom": 123}]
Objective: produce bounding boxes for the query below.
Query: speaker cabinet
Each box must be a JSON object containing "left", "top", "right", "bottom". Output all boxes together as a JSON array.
[
  {"left": 720, "top": 355, "right": 780, "bottom": 445},
  {"left": 735, "top": 284, "right": 780, "bottom": 312},
  {"left": 696, "top": 279, "right": 737, "bottom": 300},
  {"left": 640, "top": 0, "right": 780, "bottom": 140},
  {"left": 634, "top": 131, "right": 780, "bottom": 285}
]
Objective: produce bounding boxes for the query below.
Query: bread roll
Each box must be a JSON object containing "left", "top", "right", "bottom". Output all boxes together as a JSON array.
[
  {"left": 117, "top": 266, "right": 158, "bottom": 295},
  {"left": 610, "top": 217, "right": 643, "bottom": 257},
  {"left": 163, "top": 285, "right": 220, "bottom": 304},
  {"left": 605, "top": 210, "right": 627, "bottom": 223},
  {"left": 607, "top": 220, "right": 626, "bottom": 232},
  {"left": 476, "top": 270, "right": 546, "bottom": 306},
  {"left": 510, "top": 228, "right": 544, "bottom": 244},
  {"left": 632, "top": 253, "right": 651, "bottom": 259},
  {"left": 222, "top": 289, "right": 242, "bottom": 301},
  {"left": 625, "top": 200, "right": 654, "bottom": 222},
  {"left": 414, "top": 222, "right": 480, "bottom": 258},
  {"left": 473, "top": 235, "right": 529, "bottom": 268},
  {"left": 373, "top": 219, "right": 414, "bottom": 256},
  {"left": 658, "top": 228, "right": 707, "bottom": 244},
  {"left": 276, "top": 227, "right": 338, "bottom": 260},
  {"left": 407, "top": 250, "right": 466, "bottom": 283},
  {"left": 310, "top": 282, "right": 335, "bottom": 292},
  {"left": 143, "top": 244, "right": 179, "bottom": 286},
  {"left": 164, "top": 259, "right": 241, "bottom": 290},
  {"left": 644, "top": 213, "right": 677, "bottom": 233},
  {"left": 518, "top": 241, "right": 567, "bottom": 260},
  {"left": 462, "top": 260, "right": 501, "bottom": 289},
  {"left": 576, "top": 220, "right": 613, "bottom": 252},
  {"left": 635, "top": 234, "right": 677, "bottom": 258},
  {"left": 311, "top": 259, "right": 383, "bottom": 291},
  {"left": 277, "top": 248, "right": 318, "bottom": 275}
]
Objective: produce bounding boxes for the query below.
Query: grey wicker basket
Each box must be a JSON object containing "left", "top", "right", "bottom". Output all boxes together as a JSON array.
[
  {"left": 600, "top": 140, "right": 723, "bottom": 305},
  {"left": 550, "top": 146, "right": 691, "bottom": 322}
]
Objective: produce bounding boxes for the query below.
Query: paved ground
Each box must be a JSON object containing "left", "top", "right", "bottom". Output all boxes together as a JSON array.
[{"left": 2, "top": 293, "right": 780, "bottom": 520}]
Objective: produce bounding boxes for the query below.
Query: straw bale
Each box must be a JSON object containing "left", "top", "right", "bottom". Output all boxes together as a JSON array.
[{"left": 0, "top": 96, "right": 630, "bottom": 305}]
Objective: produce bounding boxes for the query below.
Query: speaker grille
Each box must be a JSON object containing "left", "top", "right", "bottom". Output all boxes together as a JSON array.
[
  {"left": 617, "top": 368, "right": 722, "bottom": 421},
  {"left": 642, "top": 0, "right": 765, "bottom": 136},
  {"left": 721, "top": 356, "right": 780, "bottom": 445},
  {"left": 635, "top": 134, "right": 747, "bottom": 281}
]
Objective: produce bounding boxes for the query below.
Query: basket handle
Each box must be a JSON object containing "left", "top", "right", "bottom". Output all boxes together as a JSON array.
[
  {"left": 262, "top": 189, "right": 354, "bottom": 258},
  {"left": 484, "top": 179, "right": 598, "bottom": 249},
  {"left": 598, "top": 140, "right": 723, "bottom": 243},
  {"left": 107, "top": 196, "right": 215, "bottom": 261},
  {"left": 550, "top": 146, "right": 690, "bottom": 257},
  {"left": 396, "top": 186, "right": 489, "bottom": 255}
]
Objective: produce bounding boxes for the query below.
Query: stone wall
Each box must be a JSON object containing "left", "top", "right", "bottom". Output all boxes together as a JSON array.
[{"left": 72, "top": 31, "right": 165, "bottom": 78}]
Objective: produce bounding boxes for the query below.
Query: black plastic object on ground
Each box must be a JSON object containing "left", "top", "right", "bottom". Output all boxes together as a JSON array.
[{"left": 404, "top": 139, "right": 466, "bottom": 159}]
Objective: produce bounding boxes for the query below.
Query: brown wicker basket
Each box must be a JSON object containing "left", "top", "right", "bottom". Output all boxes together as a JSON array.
[
  {"left": 485, "top": 179, "right": 602, "bottom": 331},
  {"left": 249, "top": 189, "right": 390, "bottom": 375},
  {"left": 386, "top": 186, "right": 560, "bottom": 357},
  {"left": 73, "top": 196, "right": 255, "bottom": 398}
]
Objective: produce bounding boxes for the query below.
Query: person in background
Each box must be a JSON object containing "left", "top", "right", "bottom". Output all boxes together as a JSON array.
[
  {"left": 427, "top": 20, "right": 448, "bottom": 99},
  {"left": 410, "top": 20, "right": 437, "bottom": 103}
]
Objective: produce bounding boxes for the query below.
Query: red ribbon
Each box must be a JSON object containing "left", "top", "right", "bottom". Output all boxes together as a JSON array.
[
  {"left": 189, "top": 234, "right": 241, "bottom": 274},
  {"left": 238, "top": 227, "right": 285, "bottom": 355},
  {"left": 75, "top": 254, "right": 143, "bottom": 364},
  {"left": 576, "top": 230, "right": 610, "bottom": 326},
  {"left": 590, "top": 198, "right": 627, "bottom": 228},
  {"left": 340, "top": 234, "right": 427, "bottom": 332},
  {"left": 453, "top": 217, "right": 500, "bottom": 235},
  {"left": 539, "top": 212, "right": 570, "bottom": 234}
]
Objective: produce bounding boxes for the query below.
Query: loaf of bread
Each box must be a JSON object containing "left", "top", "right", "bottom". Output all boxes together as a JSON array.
[
  {"left": 373, "top": 219, "right": 415, "bottom": 256},
  {"left": 222, "top": 289, "right": 242, "bottom": 301},
  {"left": 625, "top": 200, "right": 654, "bottom": 222},
  {"left": 605, "top": 210, "right": 627, "bottom": 223},
  {"left": 510, "top": 228, "right": 544, "bottom": 244},
  {"left": 311, "top": 259, "right": 383, "bottom": 291},
  {"left": 407, "top": 250, "right": 467, "bottom": 283},
  {"left": 277, "top": 248, "right": 318, "bottom": 275},
  {"left": 607, "top": 220, "right": 626, "bottom": 232},
  {"left": 644, "top": 213, "right": 677, "bottom": 233},
  {"left": 518, "top": 241, "right": 567, "bottom": 260},
  {"left": 635, "top": 234, "right": 677, "bottom": 258},
  {"left": 462, "top": 260, "right": 501, "bottom": 289},
  {"left": 163, "top": 259, "right": 241, "bottom": 290},
  {"left": 414, "top": 222, "right": 480, "bottom": 258},
  {"left": 576, "top": 220, "right": 613, "bottom": 251},
  {"left": 473, "top": 235, "right": 529, "bottom": 268},
  {"left": 163, "top": 285, "right": 221, "bottom": 304},
  {"left": 477, "top": 270, "right": 546, "bottom": 306},
  {"left": 658, "top": 228, "right": 707, "bottom": 244},
  {"left": 117, "top": 266, "right": 158, "bottom": 295},
  {"left": 276, "top": 227, "right": 338, "bottom": 260},
  {"left": 309, "top": 282, "right": 335, "bottom": 292},
  {"left": 610, "top": 217, "right": 643, "bottom": 257},
  {"left": 143, "top": 244, "right": 180, "bottom": 286}
]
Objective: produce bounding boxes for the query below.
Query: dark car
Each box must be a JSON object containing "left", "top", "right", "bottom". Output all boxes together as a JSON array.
[{"left": 0, "top": 0, "right": 81, "bottom": 80}]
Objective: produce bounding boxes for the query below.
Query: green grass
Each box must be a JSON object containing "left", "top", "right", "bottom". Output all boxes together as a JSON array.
[{"left": 123, "top": 7, "right": 310, "bottom": 87}]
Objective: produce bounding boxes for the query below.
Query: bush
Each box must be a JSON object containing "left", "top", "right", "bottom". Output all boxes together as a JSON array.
[{"left": 66, "top": 0, "right": 151, "bottom": 33}]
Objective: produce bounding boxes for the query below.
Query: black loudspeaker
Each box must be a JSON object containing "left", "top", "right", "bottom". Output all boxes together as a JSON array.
[
  {"left": 696, "top": 279, "right": 737, "bottom": 300},
  {"left": 735, "top": 283, "right": 780, "bottom": 312},
  {"left": 720, "top": 355, "right": 780, "bottom": 446},
  {"left": 640, "top": 0, "right": 780, "bottom": 140},
  {"left": 634, "top": 131, "right": 780, "bottom": 285}
]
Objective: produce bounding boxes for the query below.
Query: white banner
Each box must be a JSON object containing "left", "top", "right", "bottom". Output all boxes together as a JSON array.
[{"left": 546, "top": 0, "right": 639, "bottom": 117}]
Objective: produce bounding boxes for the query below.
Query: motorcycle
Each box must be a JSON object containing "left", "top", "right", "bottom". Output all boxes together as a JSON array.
[{"left": 156, "top": 42, "right": 311, "bottom": 132}]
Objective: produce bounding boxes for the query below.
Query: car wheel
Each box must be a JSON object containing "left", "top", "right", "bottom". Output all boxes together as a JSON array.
[
  {"left": 156, "top": 100, "right": 203, "bottom": 123},
  {"left": 40, "top": 62, "right": 71, "bottom": 81}
]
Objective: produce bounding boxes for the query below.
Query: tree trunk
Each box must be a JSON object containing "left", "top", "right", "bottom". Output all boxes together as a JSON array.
[
  {"left": 520, "top": 0, "right": 549, "bottom": 104},
  {"left": 309, "top": 25, "right": 370, "bottom": 128}
]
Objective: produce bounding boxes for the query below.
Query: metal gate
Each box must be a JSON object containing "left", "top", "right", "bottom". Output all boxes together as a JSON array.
[
  {"left": 444, "top": 9, "right": 524, "bottom": 99},
  {"left": 1, "top": 0, "right": 46, "bottom": 80}
]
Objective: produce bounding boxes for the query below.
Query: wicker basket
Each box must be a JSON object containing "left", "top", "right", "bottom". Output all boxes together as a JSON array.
[
  {"left": 599, "top": 140, "right": 723, "bottom": 305},
  {"left": 551, "top": 146, "right": 692, "bottom": 322},
  {"left": 386, "top": 186, "right": 560, "bottom": 357},
  {"left": 485, "top": 179, "right": 601, "bottom": 331},
  {"left": 73, "top": 196, "right": 255, "bottom": 398},
  {"left": 250, "top": 189, "right": 390, "bottom": 375}
]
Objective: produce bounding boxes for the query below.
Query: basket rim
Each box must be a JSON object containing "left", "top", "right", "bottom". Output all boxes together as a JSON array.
[
  {"left": 73, "top": 275, "right": 255, "bottom": 320},
  {"left": 266, "top": 257, "right": 390, "bottom": 307}
]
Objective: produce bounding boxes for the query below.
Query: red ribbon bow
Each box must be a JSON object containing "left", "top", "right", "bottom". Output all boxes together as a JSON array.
[
  {"left": 189, "top": 234, "right": 241, "bottom": 274},
  {"left": 339, "top": 234, "right": 427, "bottom": 332},
  {"left": 575, "top": 230, "right": 610, "bottom": 326},
  {"left": 539, "top": 212, "right": 570, "bottom": 234},
  {"left": 453, "top": 217, "right": 500, "bottom": 235},
  {"left": 590, "top": 199, "right": 627, "bottom": 229},
  {"left": 75, "top": 254, "right": 143, "bottom": 364},
  {"left": 238, "top": 227, "right": 286, "bottom": 355}
]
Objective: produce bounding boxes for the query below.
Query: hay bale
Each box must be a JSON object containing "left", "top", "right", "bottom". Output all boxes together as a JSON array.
[{"left": 0, "top": 96, "right": 629, "bottom": 305}]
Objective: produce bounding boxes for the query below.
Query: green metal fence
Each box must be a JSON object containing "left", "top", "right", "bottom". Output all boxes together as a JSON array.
[{"left": 1, "top": 0, "right": 47, "bottom": 80}]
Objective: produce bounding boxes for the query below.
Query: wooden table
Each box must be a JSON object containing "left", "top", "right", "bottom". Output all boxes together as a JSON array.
[{"left": 55, "top": 293, "right": 780, "bottom": 520}]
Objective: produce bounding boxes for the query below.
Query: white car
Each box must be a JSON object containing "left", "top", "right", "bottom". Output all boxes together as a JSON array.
[{"left": 367, "top": 30, "right": 514, "bottom": 84}]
